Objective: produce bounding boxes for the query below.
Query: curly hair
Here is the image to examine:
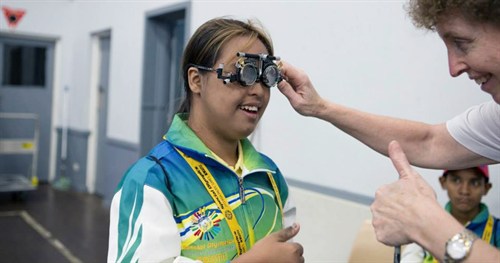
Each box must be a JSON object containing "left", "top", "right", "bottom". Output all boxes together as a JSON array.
[{"left": 406, "top": 0, "right": 500, "bottom": 30}]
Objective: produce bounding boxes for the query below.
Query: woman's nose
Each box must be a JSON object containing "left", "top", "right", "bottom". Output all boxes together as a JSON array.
[{"left": 448, "top": 51, "right": 468, "bottom": 77}]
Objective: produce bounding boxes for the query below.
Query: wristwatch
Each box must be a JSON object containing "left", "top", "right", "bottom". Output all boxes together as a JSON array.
[{"left": 444, "top": 229, "right": 477, "bottom": 263}]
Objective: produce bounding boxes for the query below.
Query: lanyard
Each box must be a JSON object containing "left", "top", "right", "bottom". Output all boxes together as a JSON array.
[
  {"left": 266, "top": 172, "right": 284, "bottom": 220},
  {"left": 482, "top": 214, "right": 494, "bottom": 243},
  {"left": 175, "top": 147, "right": 284, "bottom": 255},
  {"left": 176, "top": 148, "right": 247, "bottom": 255}
]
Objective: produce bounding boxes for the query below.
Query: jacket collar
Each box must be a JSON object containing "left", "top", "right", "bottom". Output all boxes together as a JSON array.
[
  {"left": 445, "top": 202, "right": 490, "bottom": 225},
  {"left": 164, "top": 113, "right": 276, "bottom": 173}
]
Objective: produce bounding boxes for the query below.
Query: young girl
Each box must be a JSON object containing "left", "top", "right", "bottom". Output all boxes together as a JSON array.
[{"left": 108, "top": 17, "right": 303, "bottom": 263}]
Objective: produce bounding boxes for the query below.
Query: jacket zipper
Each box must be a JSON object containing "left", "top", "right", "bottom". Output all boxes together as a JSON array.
[
  {"left": 236, "top": 169, "right": 274, "bottom": 205},
  {"left": 238, "top": 176, "right": 245, "bottom": 204},
  {"left": 204, "top": 154, "right": 272, "bottom": 204}
]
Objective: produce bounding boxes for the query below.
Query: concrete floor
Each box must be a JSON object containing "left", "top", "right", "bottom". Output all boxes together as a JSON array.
[{"left": 0, "top": 184, "right": 109, "bottom": 263}]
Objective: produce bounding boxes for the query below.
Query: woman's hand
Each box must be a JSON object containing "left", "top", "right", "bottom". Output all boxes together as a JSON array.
[{"left": 278, "top": 61, "right": 326, "bottom": 118}]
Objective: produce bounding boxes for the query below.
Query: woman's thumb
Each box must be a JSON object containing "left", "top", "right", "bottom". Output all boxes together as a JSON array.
[{"left": 388, "top": 140, "right": 414, "bottom": 179}]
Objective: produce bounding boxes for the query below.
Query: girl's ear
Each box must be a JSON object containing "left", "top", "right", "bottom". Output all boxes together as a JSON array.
[{"left": 187, "top": 67, "right": 202, "bottom": 94}]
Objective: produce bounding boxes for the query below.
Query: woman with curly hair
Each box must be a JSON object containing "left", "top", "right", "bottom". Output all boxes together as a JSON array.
[{"left": 277, "top": 0, "right": 500, "bottom": 262}]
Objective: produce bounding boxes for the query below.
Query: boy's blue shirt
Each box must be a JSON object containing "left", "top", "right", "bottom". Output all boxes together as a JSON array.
[{"left": 444, "top": 202, "right": 500, "bottom": 247}]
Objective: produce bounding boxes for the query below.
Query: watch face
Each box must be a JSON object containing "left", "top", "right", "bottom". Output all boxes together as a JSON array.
[{"left": 447, "top": 240, "right": 467, "bottom": 259}]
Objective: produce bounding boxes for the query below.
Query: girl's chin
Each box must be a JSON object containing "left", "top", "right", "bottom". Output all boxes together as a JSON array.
[{"left": 239, "top": 128, "right": 257, "bottom": 138}]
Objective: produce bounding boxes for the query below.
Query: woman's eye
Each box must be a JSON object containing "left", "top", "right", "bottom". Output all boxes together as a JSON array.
[{"left": 453, "top": 39, "right": 470, "bottom": 53}]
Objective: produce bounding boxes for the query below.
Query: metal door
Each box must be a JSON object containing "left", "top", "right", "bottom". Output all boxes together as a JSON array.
[
  {"left": 0, "top": 35, "right": 55, "bottom": 182},
  {"left": 140, "top": 9, "right": 186, "bottom": 155}
]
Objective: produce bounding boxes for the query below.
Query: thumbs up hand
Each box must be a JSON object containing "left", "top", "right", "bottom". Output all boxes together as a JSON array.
[
  {"left": 233, "top": 223, "right": 304, "bottom": 263},
  {"left": 371, "top": 141, "right": 438, "bottom": 246}
]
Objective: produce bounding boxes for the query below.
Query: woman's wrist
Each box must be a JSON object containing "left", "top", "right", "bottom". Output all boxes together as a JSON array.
[{"left": 412, "top": 201, "right": 463, "bottom": 261}]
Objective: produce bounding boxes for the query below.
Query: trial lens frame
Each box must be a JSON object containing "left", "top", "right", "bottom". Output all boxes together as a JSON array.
[{"left": 192, "top": 52, "right": 282, "bottom": 88}]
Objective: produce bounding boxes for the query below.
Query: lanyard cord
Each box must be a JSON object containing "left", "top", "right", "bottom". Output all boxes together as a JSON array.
[
  {"left": 175, "top": 147, "right": 285, "bottom": 255},
  {"left": 482, "top": 214, "right": 494, "bottom": 243},
  {"left": 175, "top": 148, "right": 247, "bottom": 255},
  {"left": 266, "top": 171, "right": 284, "bottom": 221}
]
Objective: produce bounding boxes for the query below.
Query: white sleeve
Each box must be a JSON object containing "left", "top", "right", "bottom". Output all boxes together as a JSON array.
[
  {"left": 401, "top": 243, "right": 425, "bottom": 263},
  {"left": 447, "top": 101, "right": 500, "bottom": 162},
  {"left": 108, "top": 186, "right": 201, "bottom": 263}
]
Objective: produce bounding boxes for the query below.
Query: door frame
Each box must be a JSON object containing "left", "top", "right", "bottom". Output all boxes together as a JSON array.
[
  {"left": 87, "top": 29, "right": 111, "bottom": 194},
  {"left": 140, "top": 2, "right": 190, "bottom": 156}
]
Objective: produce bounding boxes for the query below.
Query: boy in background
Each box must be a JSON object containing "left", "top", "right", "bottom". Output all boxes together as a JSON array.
[{"left": 402, "top": 165, "right": 500, "bottom": 262}]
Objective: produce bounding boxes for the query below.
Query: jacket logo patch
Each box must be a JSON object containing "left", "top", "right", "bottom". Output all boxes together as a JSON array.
[{"left": 191, "top": 207, "right": 221, "bottom": 240}]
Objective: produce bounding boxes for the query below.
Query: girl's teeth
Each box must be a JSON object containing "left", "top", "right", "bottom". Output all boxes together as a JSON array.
[{"left": 240, "top": 105, "right": 258, "bottom": 112}]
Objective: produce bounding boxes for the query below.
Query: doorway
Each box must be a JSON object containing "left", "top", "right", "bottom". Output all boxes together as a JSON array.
[
  {"left": 140, "top": 6, "right": 187, "bottom": 155},
  {"left": 0, "top": 34, "right": 55, "bottom": 182},
  {"left": 94, "top": 33, "right": 112, "bottom": 197}
]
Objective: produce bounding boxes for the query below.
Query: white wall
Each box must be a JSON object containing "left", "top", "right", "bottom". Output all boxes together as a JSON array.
[{"left": 291, "top": 186, "right": 372, "bottom": 262}]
